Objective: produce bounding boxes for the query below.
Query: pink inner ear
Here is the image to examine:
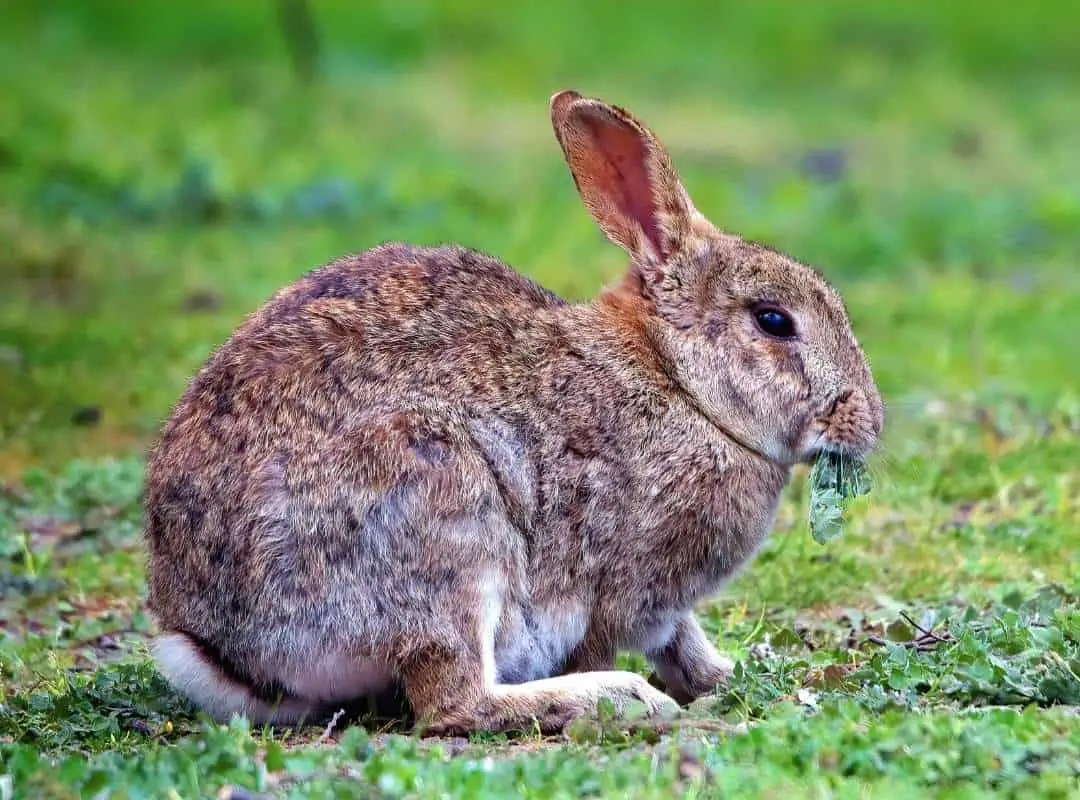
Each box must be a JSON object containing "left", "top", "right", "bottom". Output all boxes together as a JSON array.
[{"left": 581, "top": 115, "right": 664, "bottom": 260}]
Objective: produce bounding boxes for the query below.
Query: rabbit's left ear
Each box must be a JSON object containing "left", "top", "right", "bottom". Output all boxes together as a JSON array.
[{"left": 550, "top": 90, "right": 710, "bottom": 269}]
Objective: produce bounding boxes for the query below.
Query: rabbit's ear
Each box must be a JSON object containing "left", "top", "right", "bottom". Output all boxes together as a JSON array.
[{"left": 550, "top": 90, "right": 706, "bottom": 267}]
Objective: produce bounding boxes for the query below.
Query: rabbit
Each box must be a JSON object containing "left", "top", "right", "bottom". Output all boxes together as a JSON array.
[{"left": 144, "top": 89, "right": 884, "bottom": 736}]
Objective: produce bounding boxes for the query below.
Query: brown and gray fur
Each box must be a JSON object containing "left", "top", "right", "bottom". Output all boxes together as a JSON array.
[{"left": 144, "top": 90, "right": 884, "bottom": 735}]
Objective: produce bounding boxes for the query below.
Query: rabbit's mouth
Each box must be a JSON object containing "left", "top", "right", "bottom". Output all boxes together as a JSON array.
[
  {"left": 800, "top": 403, "right": 882, "bottom": 463},
  {"left": 798, "top": 386, "right": 882, "bottom": 461},
  {"left": 801, "top": 434, "right": 868, "bottom": 463}
]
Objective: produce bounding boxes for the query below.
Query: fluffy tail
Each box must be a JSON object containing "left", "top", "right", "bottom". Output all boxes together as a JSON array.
[{"left": 152, "top": 632, "right": 318, "bottom": 725}]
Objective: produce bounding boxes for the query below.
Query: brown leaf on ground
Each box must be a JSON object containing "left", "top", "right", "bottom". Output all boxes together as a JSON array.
[{"left": 804, "top": 662, "right": 858, "bottom": 690}]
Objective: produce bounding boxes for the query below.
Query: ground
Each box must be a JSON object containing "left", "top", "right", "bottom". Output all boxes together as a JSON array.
[{"left": 1, "top": 1, "right": 1079, "bottom": 797}]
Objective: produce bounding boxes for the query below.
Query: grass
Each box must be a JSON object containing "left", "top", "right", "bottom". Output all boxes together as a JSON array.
[{"left": 1, "top": 0, "right": 1079, "bottom": 797}]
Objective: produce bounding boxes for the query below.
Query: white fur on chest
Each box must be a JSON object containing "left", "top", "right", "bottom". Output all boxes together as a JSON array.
[
  {"left": 493, "top": 602, "right": 588, "bottom": 685},
  {"left": 627, "top": 614, "right": 678, "bottom": 655}
]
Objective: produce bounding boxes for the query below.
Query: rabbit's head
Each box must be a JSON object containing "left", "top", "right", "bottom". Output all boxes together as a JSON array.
[{"left": 551, "top": 91, "right": 883, "bottom": 466}]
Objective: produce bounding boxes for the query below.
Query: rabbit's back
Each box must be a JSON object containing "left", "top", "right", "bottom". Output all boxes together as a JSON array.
[
  {"left": 154, "top": 243, "right": 565, "bottom": 461},
  {"left": 145, "top": 242, "right": 567, "bottom": 534},
  {"left": 246, "top": 242, "right": 564, "bottom": 398},
  {"left": 272, "top": 242, "right": 565, "bottom": 350}
]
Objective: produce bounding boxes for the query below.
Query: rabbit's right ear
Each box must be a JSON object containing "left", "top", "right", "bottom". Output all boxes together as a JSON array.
[{"left": 550, "top": 90, "right": 708, "bottom": 270}]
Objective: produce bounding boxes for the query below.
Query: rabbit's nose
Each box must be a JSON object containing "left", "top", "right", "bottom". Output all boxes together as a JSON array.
[
  {"left": 826, "top": 387, "right": 882, "bottom": 454},
  {"left": 826, "top": 389, "right": 853, "bottom": 418},
  {"left": 853, "top": 385, "right": 886, "bottom": 439}
]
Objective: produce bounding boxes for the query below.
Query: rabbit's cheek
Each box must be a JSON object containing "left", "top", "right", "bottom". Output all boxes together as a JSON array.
[
  {"left": 745, "top": 379, "right": 809, "bottom": 462},
  {"left": 793, "top": 418, "right": 831, "bottom": 462}
]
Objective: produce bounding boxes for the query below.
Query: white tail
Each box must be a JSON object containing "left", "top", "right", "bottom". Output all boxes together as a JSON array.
[{"left": 152, "top": 633, "right": 318, "bottom": 724}]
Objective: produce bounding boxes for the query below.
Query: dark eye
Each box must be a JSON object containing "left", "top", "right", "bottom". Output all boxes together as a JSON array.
[{"left": 753, "top": 307, "right": 797, "bottom": 339}]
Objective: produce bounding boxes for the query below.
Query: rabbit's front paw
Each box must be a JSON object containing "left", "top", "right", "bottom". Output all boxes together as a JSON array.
[
  {"left": 701, "top": 653, "right": 735, "bottom": 689},
  {"left": 603, "top": 673, "right": 681, "bottom": 718},
  {"left": 660, "top": 655, "right": 735, "bottom": 705}
]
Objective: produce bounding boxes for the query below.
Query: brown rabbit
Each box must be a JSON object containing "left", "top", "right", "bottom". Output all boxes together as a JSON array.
[{"left": 144, "top": 90, "right": 883, "bottom": 735}]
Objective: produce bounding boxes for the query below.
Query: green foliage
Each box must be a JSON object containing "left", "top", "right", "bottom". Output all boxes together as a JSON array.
[
  {"left": 696, "top": 588, "right": 1080, "bottom": 718},
  {"left": 708, "top": 703, "right": 1080, "bottom": 794},
  {"left": 10, "top": 458, "right": 144, "bottom": 528},
  {"left": 0, "top": 661, "right": 194, "bottom": 753},
  {"left": 1, "top": 1, "right": 1079, "bottom": 797}
]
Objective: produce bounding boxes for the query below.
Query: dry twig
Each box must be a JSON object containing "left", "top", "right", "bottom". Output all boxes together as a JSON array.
[
  {"left": 865, "top": 611, "right": 954, "bottom": 652},
  {"left": 315, "top": 708, "right": 346, "bottom": 745}
]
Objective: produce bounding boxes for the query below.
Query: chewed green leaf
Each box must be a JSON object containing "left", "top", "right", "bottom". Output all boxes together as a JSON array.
[
  {"left": 810, "top": 495, "right": 844, "bottom": 544},
  {"left": 808, "top": 452, "right": 871, "bottom": 544}
]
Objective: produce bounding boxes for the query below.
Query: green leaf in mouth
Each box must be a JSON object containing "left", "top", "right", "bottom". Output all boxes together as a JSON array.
[{"left": 808, "top": 451, "right": 872, "bottom": 544}]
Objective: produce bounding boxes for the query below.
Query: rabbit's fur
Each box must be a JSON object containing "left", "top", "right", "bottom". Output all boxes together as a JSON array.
[{"left": 145, "top": 90, "right": 883, "bottom": 735}]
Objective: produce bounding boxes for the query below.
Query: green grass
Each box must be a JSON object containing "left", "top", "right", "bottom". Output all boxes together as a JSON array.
[{"left": 1, "top": 1, "right": 1079, "bottom": 797}]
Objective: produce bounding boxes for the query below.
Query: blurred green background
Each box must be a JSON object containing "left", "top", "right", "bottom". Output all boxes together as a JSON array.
[
  {"left": 3, "top": 5, "right": 1080, "bottom": 794},
  {"left": 1, "top": 0, "right": 1078, "bottom": 473}
]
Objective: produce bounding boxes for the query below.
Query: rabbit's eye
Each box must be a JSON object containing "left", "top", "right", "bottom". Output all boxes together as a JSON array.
[{"left": 753, "top": 307, "right": 797, "bottom": 339}]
